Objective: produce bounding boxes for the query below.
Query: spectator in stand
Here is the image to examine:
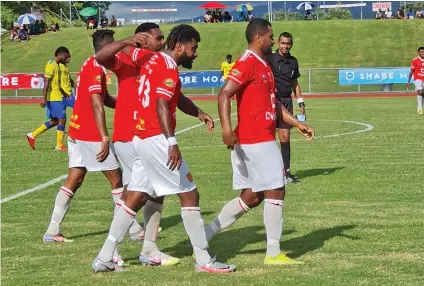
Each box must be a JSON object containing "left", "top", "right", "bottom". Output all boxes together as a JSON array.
[
  {"left": 10, "top": 28, "right": 19, "bottom": 42},
  {"left": 34, "top": 20, "right": 40, "bottom": 34},
  {"left": 407, "top": 8, "right": 414, "bottom": 19},
  {"left": 40, "top": 20, "right": 47, "bottom": 33},
  {"left": 87, "top": 17, "right": 96, "bottom": 29},
  {"left": 204, "top": 11, "right": 212, "bottom": 23},
  {"left": 50, "top": 22, "right": 57, "bottom": 32},
  {"left": 385, "top": 8, "right": 393, "bottom": 19},
  {"left": 397, "top": 8, "right": 405, "bottom": 19},
  {"left": 376, "top": 9, "right": 382, "bottom": 19},
  {"left": 218, "top": 11, "right": 223, "bottom": 22},
  {"left": 223, "top": 11, "right": 232, "bottom": 22},
  {"left": 18, "top": 26, "right": 29, "bottom": 41},
  {"left": 416, "top": 8, "right": 423, "bottom": 18},
  {"left": 247, "top": 11, "right": 254, "bottom": 21},
  {"left": 110, "top": 15, "right": 117, "bottom": 27}
]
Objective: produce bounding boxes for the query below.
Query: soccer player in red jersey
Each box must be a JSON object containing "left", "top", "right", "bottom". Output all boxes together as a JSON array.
[
  {"left": 204, "top": 19, "right": 315, "bottom": 265},
  {"left": 93, "top": 25, "right": 236, "bottom": 273},
  {"left": 44, "top": 30, "right": 122, "bottom": 245},
  {"left": 407, "top": 46, "right": 424, "bottom": 115},
  {"left": 94, "top": 23, "right": 175, "bottom": 265}
]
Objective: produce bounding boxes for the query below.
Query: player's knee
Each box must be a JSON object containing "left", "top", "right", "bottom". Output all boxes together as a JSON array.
[
  {"left": 279, "top": 131, "right": 290, "bottom": 142},
  {"left": 178, "top": 189, "right": 199, "bottom": 207},
  {"left": 50, "top": 119, "right": 58, "bottom": 126},
  {"left": 124, "top": 191, "right": 148, "bottom": 212}
]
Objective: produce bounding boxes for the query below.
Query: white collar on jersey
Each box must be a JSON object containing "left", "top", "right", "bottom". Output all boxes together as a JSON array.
[
  {"left": 160, "top": 52, "right": 178, "bottom": 67},
  {"left": 246, "top": 50, "right": 268, "bottom": 67}
]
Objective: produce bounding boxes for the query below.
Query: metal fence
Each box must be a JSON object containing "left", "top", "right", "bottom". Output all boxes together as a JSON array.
[{"left": 1, "top": 68, "right": 414, "bottom": 99}]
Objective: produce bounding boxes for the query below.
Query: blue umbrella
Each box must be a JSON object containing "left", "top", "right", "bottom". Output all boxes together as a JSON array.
[{"left": 17, "top": 14, "right": 37, "bottom": 25}]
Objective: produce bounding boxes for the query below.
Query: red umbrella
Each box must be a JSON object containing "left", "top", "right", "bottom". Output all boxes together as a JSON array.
[{"left": 199, "top": 2, "right": 228, "bottom": 9}]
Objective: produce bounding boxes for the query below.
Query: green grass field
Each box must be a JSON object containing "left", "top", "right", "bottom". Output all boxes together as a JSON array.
[
  {"left": 2, "top": 97, "right": 424, "bottom": 285},
  {"left": 1, "top": 20, "right": 423, "bottom": 96}
]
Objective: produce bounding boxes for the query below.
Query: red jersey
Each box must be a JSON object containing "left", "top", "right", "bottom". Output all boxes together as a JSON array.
[
  {"left": 411, "top": 57, "right": 424, "bottom": 81},
  {"left": 134, "top": 52, "right": 181, "bottom": 139},
  {"left": 227, "top": 50, "right": 276, "bottom": 144},
  {"left": 110, "top": 48, "right": 154, "bottom": 142},
  {"left": 69, "top": 56, "right": 107, "bottom": 142}
]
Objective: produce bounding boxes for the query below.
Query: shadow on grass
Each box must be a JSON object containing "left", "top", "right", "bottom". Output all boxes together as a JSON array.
[
  {"left": 294, "top": 167, "right": 345, "bottom": 180},
  {"left": 67, "top": 211, "right": 215, "bottom": 240},
  {"left": 240, "top": 224, "right": 359, "bottom": 259},
  {"left": 125, "top": 226, "right": 295, "bottom": 263}
]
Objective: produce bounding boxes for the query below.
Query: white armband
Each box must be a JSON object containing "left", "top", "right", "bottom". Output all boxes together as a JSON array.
[
  {"left": 167, "top": 136, "right": 178, "bottom": 146},
  {"left": 296, "top": 97, "right": 304, "bottom": 105}
]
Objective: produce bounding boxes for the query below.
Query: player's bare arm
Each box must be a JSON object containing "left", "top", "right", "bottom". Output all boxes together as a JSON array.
[
  {"left": 218, "top": 80, "right": 240, "bottom": 149},
  {"left": 91, "top": 93, "right": 110, "bottom": 162},
  {"left": 41, "top": 77, "right": 51, "bottom": 108},
  {"left": 103, "top": 91, "right": 116, "bottom": 109},
  {"left": 291, "top": 79, "right": 305, "bottom": 115},
  {"left": 157, "top": 97, "right": 182, "bottom": 171},
  {"left": 177, "top": 94, "right": 214, "bottom": 131},
  {"left": 276, "top": 100, "right": 314, "bottom": 140},
  {"left": 95, "top": 32, "right": 151, "bottom": 69},
  {"left": 407, "top": 67, "right": 414, "bottom": 89}
]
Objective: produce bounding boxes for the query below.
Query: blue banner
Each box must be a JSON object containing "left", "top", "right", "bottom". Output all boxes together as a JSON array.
[
  {"left": 339, "top": 68, "right": 411, "bottom": 85},
  {"left": 179, "top": 71, "right": 223, "bottom": 88}
]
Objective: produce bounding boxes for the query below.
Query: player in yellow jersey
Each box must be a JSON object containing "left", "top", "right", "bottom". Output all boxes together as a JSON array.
[
  {"left": 220, "top": 54, "right": 235, "bottom": 103},
  {"left": 27, "top": 47, "right": 71, "bottom": 151},
  {"left": 220, "top": 54, "right": 235, "bottom": 80},
  {"left": 60, "top": 56, "right": 76, "bottom": 109}
]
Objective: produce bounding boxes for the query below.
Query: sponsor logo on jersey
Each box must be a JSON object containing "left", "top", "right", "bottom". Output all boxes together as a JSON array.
[
  {"left": 95, "top": 75, "right": 102, "bottom": 82},
  {"left": 231, "top": 69, "right": 241, "bottom": 76},
  {"left": 164, "top": 78, "right": 175, "bottom": 88}
]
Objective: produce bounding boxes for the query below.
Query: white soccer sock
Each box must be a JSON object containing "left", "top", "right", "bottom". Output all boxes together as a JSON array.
[
  {"left": 111, "top": 188, "right": 124, "bottom": 215},
  {"left": 98, "top": 204, "right": 136, "bottom": 262},
  {"left": 46, "top": 186, "right": 74, "bottom": 235},
  {"left": 116, "top": 198, "right": 144, "bottom": 237},
  {"left": 205, "top": 197, "right": 250, "bottom": 241},
  {"left": 417, "top": 95, "right": 423, "bottom": 109},
  {"left": 181, "top": 207, "right": 211, "bottom": 266},
  {"left": 264, "top": 199, "right": 284, "bottom": 258},
  {"left": 141, "top": 200, "right": 163, "bottom": 255}
]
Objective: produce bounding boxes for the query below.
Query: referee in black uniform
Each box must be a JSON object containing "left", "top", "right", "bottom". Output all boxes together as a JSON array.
[{"left": 267, "top": 32, "right": 305, "bottom": 183}]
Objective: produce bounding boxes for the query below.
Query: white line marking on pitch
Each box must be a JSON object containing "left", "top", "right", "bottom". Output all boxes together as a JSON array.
[
  {"left": 0, "top": 114, "right": 235, "bottom": 204},
  {"left": 180, "top": 120, "right": 374, "bottom": 149}
]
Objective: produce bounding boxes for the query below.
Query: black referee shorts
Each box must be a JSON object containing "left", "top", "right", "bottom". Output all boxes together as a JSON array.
[{"left": 277, "top": 97, "right": 293, "bottom": 129}]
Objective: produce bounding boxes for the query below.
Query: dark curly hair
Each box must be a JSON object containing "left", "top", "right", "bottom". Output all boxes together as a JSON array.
[
  {"left": 166, "top": 24, "right": 200, "bottom": 51},
  {"left": 92, "top": 29, "right": 115, "bottom": 51}
]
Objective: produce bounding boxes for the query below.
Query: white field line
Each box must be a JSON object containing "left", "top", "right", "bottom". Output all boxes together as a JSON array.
[
  {"left": 0, "top": 115, "right": 234, "bottom": 204},
  {"left": 181, "top": 120, "right": 374, "bottom": 149}
]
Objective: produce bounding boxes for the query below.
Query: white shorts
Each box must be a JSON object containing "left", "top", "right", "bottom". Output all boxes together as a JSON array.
[
  {"left": 231, "top": 141, "right": 286, "bottom": 192},
  {"left": 114, "top": 141, "right": 136, "bottom": 185},
  {"left": 414, "top": 80, "right": 423, "bottom": 91},
  {"left": 128, "top": 135, "right": 196, "bottom": 197},
  {"left": 68, "top": 138, "right": 120, "bottom": 172}
]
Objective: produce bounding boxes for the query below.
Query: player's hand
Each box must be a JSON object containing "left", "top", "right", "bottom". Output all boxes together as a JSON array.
[
  {"left": 167, "top": 145, "right": 182, "bottom": 171},
  {"left": 97, "top": 141, "right": 110, "bottom": 162},
  {"left": 126, "top": 32, "right": 151, "bottom": 47},
  {"left": 198, "top": 111, "right": 214, "bottom": 132},
  {"left": 296, "top": 123, "right": 315, "bottom": 141},
  {"left": 222, "top": 129, "right": 238, "bottom": 150},
  {"left": 40, "top": 98, "right": 46, "bottom": 108}
]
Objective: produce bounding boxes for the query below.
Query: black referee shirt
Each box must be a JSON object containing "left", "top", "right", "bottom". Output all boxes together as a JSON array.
[{"left": 267, "top": 51, "right": 300, "bottom": 99}]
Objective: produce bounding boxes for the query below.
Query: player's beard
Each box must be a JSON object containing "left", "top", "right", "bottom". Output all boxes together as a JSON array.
[
  {"left": 263, "top": 45, "right": 273, "bottom": 56},
  {"left": 180, "top": 51, "right": 194, "bottom": 69}
]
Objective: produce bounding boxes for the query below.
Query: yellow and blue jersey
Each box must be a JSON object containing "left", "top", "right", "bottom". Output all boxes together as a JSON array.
[
  {"left": 44, "top": 59, "right": 62, "bottom": 102},
  {"left": 221, "top": 61, "right": 235, "bottom": 79},
  {"left": 59, "top": 63, "right": 72, "bottom": 96}
]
